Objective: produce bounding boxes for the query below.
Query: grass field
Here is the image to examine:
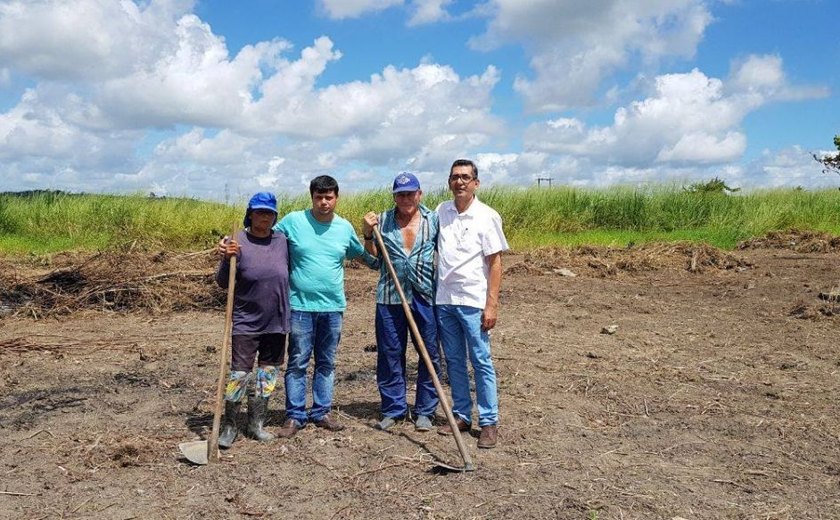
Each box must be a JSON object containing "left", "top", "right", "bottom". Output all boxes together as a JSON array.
[{"left": 1, "top": 185, "right": 839, "bottom": 254}]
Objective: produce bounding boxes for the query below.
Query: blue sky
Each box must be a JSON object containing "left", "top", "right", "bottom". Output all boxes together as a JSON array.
[{"left": 0, "top": 0, "right": 838, "bottom": 201}]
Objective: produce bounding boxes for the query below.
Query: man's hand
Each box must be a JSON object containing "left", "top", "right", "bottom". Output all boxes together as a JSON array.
[
  {"left": 481, "top": 304, "right": 498, "bottom": 331},
  {"left": 362, "top": 211, "right": 378, "bottom": 237},
  {"left": 217, "top": 236, "right": 240, "bottom": 259}
]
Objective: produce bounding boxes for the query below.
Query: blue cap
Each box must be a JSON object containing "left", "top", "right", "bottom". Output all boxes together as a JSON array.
[
  {"left": 392, "top": 172, "right": 421, "bottom": 193},
  {"left": 243, "top": 192, "right": 278, "bottom": 228}
]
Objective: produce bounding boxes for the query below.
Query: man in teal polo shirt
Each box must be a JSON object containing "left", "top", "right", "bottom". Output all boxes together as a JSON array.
[{"left": 275, "top": 175, "right": 375, "bottom": 437}]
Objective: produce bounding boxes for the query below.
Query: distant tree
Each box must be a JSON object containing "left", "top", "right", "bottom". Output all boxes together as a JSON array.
[
  {"left": 813, "top": 135, "right": 840, "bottom": 176},
  {"left": 684, "top": 177, "right": 740, "bottom": 195}
]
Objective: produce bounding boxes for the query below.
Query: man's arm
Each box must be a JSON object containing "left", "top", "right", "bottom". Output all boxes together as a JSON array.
[
  {"left": 346, "top": 224, "right": 379, "bottom": 268},
  {"left": 482, "top": 251, "right": 502, "bottom": 331},
  {"left": 361, "top": 211, "right": 379, "bottom": 260}
]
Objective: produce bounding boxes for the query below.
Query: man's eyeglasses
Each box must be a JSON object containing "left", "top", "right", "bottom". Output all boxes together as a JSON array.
[{"left": 448, "top": 174, "right": 475, "bottom": 183}]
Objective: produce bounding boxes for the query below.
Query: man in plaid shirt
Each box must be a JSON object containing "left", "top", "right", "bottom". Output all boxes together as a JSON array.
[{"left": 362, "top": 172, "right": 442, "bottom": 432}]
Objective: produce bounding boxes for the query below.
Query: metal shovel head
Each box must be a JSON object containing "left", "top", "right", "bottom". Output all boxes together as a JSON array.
[
  {"left": 179, "top": 440, "right": 209, "bottom": 465},
  {"left": 432, "top": 460, "right": 476, "bottom": 474}
]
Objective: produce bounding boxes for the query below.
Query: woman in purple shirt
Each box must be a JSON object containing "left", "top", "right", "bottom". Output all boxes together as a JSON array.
[{"left": 216, "top": 192, "right": 291, "bottom": 447}]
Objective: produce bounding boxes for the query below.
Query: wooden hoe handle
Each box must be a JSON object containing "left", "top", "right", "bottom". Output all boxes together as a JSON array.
[
  {"left": 208, "top": 224, "right": 238, "bottom": 462},
  {"left": 372, "top": 225, "right": 474, "bottom": 469}
]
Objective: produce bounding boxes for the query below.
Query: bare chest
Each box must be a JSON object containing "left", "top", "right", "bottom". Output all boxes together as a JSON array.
[{"left": 399, "top": 218, "right": 420, "bottom": 253}]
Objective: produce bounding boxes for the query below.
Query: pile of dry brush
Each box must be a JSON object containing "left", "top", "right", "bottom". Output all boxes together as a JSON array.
[
  {"left": 737, "top": 229, "right": 840, "bottom": 253},
  {"left": 505, "top": 242, "right": 752, "bottom": 277},
  {"left": 0, "top": 248, "right": 224, "bottom": 317},
  {"left": 2, "top": 229, "right": 837, "bottom": 317}
]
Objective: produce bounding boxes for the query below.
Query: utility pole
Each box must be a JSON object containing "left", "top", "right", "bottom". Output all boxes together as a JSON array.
[{"left": 537, "top": 177, "right": 553, "bottom": 188}]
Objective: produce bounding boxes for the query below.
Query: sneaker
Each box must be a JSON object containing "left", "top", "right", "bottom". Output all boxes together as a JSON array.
[
  {"left": 376, "top": 416, "right": 397, "bottom": 431},
  {"left": 313, "top": 414, "right": 345, "bottom": 432},
  {"left": 414, "top": 415, "right": 433, "bottom": 432},
  {"left": 437, "top": 418, "right": 470, "bottom": 436},
  {"left": 477, "top": 424, "right": 498, "bottom": 449}
]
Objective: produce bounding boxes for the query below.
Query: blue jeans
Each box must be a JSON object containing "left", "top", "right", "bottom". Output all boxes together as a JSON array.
[
  {"left": 284, "top": 310, "right": 343, "bottom": 424},
  {"left": 375, "top": 295, "right": 441, "bottom": 419},
  {"left": 437, "top": 304, "right": 498, "bottom": 426}
]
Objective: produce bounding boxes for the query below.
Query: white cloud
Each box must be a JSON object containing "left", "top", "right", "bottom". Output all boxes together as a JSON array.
[
  {"left": 471, "top": 0, "right": 713, "bottom": 112},
  {"left": 101, "top": 18, "right": 293, "bottom": 129},
  {"left": 112, "top": 34, "right": 502, "bottom": 149},
  {"left": 474, "top": 151, "right": 549, "bottom": 185},
  {"left": 737, "top": 146, "right": 839, "bottom": 189},
  {"left": 297, "top": 63, "right": 503, "bottom": 161},
  {"left": 0, "top": 0, "right": 194, "bottom": 81},
  {"left": 727, "top": 54, "right": 829, "bottom": 102},
  {"left": 406, "top": 131, "right": 492, "bottom": 173},
  {"left": 153, "top": 128, "right": 259, "bottom": 165},
  {"left": 730, "top": 54, "right": 784, "bottom": 92},
  {"left": 135, "top": 134, "right": 311, "bottom": 199},
  {"left": 0, "top": 0, "right": 504, "bottom": 197},
  {"left": 0, "top": 87, "right": 138, "bottom": 167},
  {"left": 656, "top": 132, "right": 746, "bottom": 163},
  {"left": 524, "top": 57, "right": 826, "bottom": 170},
  {"left": 264, "top": 156, "right": 286, "bottom": 182},
  {"left": 119, "top": 64, "right": 505, "bottom": 196},
  {"left": 407, "top": 0, "right": 452, "bottom": 25},
  {"left": 346, "top": 168, "right": 378, "bottom": 182},
  {"left": 318, "top": 0, "right": 452, "bottom": 25},
  {"left": 0, "top": 0, "right": 833, "bottom": 197},
  {"left": 318, "top": 0, "right": 403, "bottom": 19}
]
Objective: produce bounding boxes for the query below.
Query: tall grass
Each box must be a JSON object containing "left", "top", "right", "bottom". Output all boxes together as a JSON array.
[
  {"left": 475, "top": 185, "right": 840, "bottom": 248},
  {"left": 0, "top": 192, "right": 241, "bottom": 253},
  {"left": 1, "top": 186, "right": 839, "bottom": 254}
]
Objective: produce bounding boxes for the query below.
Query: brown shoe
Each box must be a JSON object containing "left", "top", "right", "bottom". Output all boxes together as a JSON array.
[
  {"left": 477, "top": 425, "right": 498, "bottom": 449},
  {"left": 276, "top": 418, "right": 302, "bottom": 438},
  {"left": 437, "top": 418, "right": 470, "bottom": 436},
  {"left": 313, "top": 414, "right": 344, "bottom": 432}
]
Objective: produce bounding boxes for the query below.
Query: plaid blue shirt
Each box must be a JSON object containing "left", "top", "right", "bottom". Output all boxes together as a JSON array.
[{"left": 371, "top": 204, "right": 438, "bottom": 305}]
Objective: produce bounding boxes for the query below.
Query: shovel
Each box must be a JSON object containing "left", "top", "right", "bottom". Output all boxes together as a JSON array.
[
  {"left": 179, "top": 226, "right": 238, "bottom": 465},
  {"left": 372, "top": 225, "right": 475, "bottom": 472}
]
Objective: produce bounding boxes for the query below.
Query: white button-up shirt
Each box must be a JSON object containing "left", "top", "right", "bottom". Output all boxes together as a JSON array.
[{"left": 435, "top": 197, "right": 508, "bottom": 309}]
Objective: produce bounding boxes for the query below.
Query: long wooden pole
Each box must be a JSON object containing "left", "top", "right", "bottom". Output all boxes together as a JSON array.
[
  {"left": 208, "top": 224, "right": 238, "bottom": 463},
  {"left": 373, "top": 225, "right": 474, "bottom": 470}
]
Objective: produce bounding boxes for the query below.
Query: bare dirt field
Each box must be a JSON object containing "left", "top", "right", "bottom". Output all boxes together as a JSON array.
[{"left": 1, "top": 232, "right": 839, "bottom": 519}]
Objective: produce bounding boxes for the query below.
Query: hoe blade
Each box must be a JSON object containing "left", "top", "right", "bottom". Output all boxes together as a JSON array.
[
  {"left": 432, "top": 461, "right": 476, "bottom": 473},
  {"left": 179, "top": 441, "right": 209, "bottom": 465}
]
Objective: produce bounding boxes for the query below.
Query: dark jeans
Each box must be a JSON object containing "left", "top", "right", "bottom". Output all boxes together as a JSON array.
[{"left": 375, "top": 295, "right": 441, "bottom": 418}]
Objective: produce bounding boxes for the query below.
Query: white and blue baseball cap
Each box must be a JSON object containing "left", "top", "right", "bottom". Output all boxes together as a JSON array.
[{"left": 392, "top": 172, "right": 421, "bottom": 193}]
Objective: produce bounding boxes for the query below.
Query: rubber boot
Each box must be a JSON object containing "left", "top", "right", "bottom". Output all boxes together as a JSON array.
[
  {"left": 218, "top": 400, "right": 241, "bottom": 449},
  {"left": 247, "top": 395, "right": 276, "bottom": 442}
]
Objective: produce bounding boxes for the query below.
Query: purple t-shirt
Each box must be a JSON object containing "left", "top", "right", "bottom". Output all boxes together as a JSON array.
[{"left": 216, "top": 229, "right": 291, "bottom": 335}]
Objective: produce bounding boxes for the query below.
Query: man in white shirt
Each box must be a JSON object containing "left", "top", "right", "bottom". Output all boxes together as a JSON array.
[{"left": 435, "top": 159, "right": 508, "bottom": 449}]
